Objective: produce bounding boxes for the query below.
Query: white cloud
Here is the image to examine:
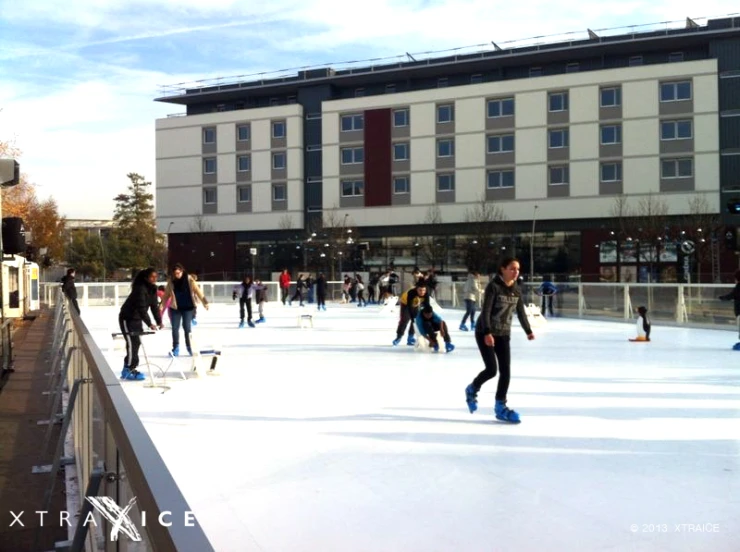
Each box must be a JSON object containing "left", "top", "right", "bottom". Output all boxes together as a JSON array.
[{"left": 1, "top": 0, "right": 738, "bottom": 219}]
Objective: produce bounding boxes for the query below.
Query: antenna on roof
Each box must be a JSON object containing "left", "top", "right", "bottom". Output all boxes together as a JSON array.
[
  {"left": 587, "top": 28, "right": 599, "bottom": 39},
  {"left": 491, "top": 41, "right": 502, "bottom": 51},
  {"left": 686, "top": 17, "right": 699, "bottom": 28},
  {"left": 406, "top": 52, "right": 417, "bottom": 62}
]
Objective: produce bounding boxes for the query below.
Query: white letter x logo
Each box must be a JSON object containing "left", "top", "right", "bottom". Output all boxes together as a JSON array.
[{"left": 85, "top": 497, "right": 142, "bottom": 542}]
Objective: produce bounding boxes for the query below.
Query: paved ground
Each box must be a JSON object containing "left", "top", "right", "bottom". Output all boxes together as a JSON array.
[{"left": 0, "top": 311, "right": 68, "bottom": 552}]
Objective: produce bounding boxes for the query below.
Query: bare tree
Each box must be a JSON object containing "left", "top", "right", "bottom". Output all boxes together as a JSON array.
[
  {"left": 682, "top": 194, "right": 723, "bottom": 283},
  {"left": 321, "top": 207, "right": 358, "bottom": 279},
  {"left": 419, "top": 205, "right": 448, "bottom": 270},
  {"left": 464, "top": 195, "right": 508, "bottom": 272},
  {"left": 630, "top": 193, "right": 669, "bottom": 282},
  {"left": 189, "top": 214, "right": 213, "bottom": 233}
]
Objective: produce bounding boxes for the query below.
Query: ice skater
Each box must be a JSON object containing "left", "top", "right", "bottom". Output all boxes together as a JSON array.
[
  {"left": 459, "top": 270, "right": 482, "bottom": 331},
  {"left": 464, "top": 257, "right": 535, "bottom": 423},
  {"left": 537, "top": 277, "right": 558, "bottom": 317},
  {"left": 119, "top": 268, "right": 164, "bottom": 381},
  {"left": 392, "top": 279, "right": 430, "bottom": 346},
  {"left": 161, "top": 263, "right": 209, "bottom": 356},
  {"left": 416, "top": 304, "right": 454, "bottom": 353},
  {"left": 233, "top": 276, "right": 256, "bottom": 328},
  {"left": 719, "top": 269, "right": 740, "bottom": 350}
]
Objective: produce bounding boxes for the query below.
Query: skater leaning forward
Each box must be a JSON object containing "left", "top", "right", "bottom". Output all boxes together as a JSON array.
[
  {"left": 465, "top": 257, "right": 535, "bottom": 423},
  {"left": 719, "top": 269, "right": 740, "bottom": 350},
  {"left": 416, "top": 304, "right": 455, "bottom": 353},
  {"left": 392, "top": 279, "right": 431, "bottom": 346}
]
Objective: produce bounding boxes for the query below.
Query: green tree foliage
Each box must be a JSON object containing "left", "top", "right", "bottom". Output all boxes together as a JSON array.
[
  {"left": 112, "top": 173, "right": 165, "bottom": 272},
  {"left": 66, "top": 229, "right": 104, "bottom": 280}
]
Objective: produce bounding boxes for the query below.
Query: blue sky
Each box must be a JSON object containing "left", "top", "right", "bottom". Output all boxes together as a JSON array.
[{"left": 0, "top": 0, "right": 737, "bottom": 219}]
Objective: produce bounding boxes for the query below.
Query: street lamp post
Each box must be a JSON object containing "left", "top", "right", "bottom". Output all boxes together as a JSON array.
[{"left": 530, "top": 205, "right": 538, "bottom": 301}]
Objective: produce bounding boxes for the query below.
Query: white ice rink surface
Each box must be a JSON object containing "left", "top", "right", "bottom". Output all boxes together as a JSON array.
[{"left": 83, "top": 301, "right": 740, "bottom": 552}]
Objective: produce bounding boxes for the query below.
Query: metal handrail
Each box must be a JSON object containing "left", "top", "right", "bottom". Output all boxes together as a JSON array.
[{"left": 53, "top": 290, "right": 215, "bottom": 551}]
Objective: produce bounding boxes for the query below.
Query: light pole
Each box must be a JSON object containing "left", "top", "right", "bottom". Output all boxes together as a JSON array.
[{"left": 530, "top": 204, "right": 538, "bottom": 301}]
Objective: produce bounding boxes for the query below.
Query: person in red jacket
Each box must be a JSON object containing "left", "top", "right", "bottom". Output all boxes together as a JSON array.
[{"left": 279, "top": 268, "right": 291, "bottom": 305}]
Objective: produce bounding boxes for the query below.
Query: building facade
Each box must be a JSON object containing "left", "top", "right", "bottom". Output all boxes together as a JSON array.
[{"left": 155, "top": 16, "right": 740, "bottom": 282}]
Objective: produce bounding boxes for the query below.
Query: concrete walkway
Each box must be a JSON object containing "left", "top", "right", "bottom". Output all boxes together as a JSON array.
[{"left": 0, "top": 310, "right": 67, "bottom": 551}]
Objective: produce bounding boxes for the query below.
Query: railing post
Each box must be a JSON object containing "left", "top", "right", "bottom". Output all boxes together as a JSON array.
[
  {"left": 624, "top": 284, "right": 631, "bottom": 320},
  {"left": 578, "top": 283, "right": 584, "bottom": 317}
]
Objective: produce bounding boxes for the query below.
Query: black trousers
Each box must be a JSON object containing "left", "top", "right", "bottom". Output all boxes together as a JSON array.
[
  {"left": 395, "top": 308, "right": 416, "bottom": 338},
  {"left": 281, "top": 287, "right": 289, "bottom": 304},
  {"left": 472, "top": 333, "right": 511, "bottom": 402},
  {"left": 239, "top": 297, "right": 252, "bottom": 322},
  {"left": 68, "top": 297, "right": 80, "bottom": 314},
  {"left": 541, "top": 295, "right": 554, "bottom": 316},
  {"left": 119, "top": 317, "right": 142, "bottom": 371},
  {"left": 422, "top": 320, "right": 451, "bottom": 344},
  {"left": 317, "top": 293, "right": 326, "bottom": 308}
]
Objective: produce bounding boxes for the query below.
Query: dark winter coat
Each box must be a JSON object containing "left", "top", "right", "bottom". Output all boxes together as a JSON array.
[
  {"left": 476, "top": 274, "right": 533, "bottom": 337},
  {"left": 316, "top": 276, "right": 327, "bottom": 296},
  {"left": 719, "top": 283, "right": 740, "bottom": 317},
  {"left": 119, "top": 281, "right": 162, "bottom": 330},
  {"left": 61, "top": 275, "right": 77, "bottom": 300}
]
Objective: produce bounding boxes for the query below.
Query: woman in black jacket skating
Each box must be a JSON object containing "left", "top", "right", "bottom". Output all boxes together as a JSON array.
[
  {"left": 465, "top": 257, "right": 535, "bottom": 423},
  {"left": 119, "top": 268, "right": 163, "bottom": 381}
]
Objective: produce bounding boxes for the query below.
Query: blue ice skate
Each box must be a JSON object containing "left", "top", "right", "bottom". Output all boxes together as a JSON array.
[
  {"left": 392, "top": 337, "right": 401, "bottom": 346},
  {"left": 465, "top": 384, "right": 478, "bottom": 414},
  {"left": 433, "top": 343, "right": 439, "bottom": 352},
  {"left": 733, "top": 342, "right": 740, "bottom": 351},
  {"left": 445, "top": 343, "right": 455, "bottom": 353},
  {"left": 172, "top": 345, "right": 180, "bottom": 357},
  {"left": 238, "top": 320, "right": 245, "bottom": 328},
  {"left": 459, "top": 324, "right": 468, "bottom": 332},
  {"left": 495, "top": 400, "right": 521, "bottom": 424},
  {"left": 256, "top": 316, "right": 266, "bottom": 323},
  {"left": 120, "top": 363, "right": 130, "bottom": 379},
  {"left": 407, "top": 335, "right": 416, "bottom": 346},
  {"left": 248, "top": 321, "right": 255, "bottom": 328}
]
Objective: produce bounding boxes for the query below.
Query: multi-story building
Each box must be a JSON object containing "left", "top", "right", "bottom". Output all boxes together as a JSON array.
[{"left": 155, "top": 16, "right": 740, "bottom": 282}]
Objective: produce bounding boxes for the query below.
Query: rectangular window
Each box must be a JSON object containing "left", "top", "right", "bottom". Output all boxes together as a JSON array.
[
  {"left": 272, "top": 121, "right": 286, "bottom": 138},
  {"left": 269, "top": 98, "right": 279, "bottom": 106},
  {"left": 600, "top": 162, "right": 622, "bottom": 182},
  {"left": 660, "top": 120, "right": 693, "bottom": 140},
  {"left": 629, "top": 55, "right": 643, "bottom": 66},
  {"left": 237, "top": 155, "right": 251, "bottom": 172},
  {"left": 354, "top": 88, "right": 365, "bottom": 98},
  {"left": 437, "top": 77, "right": 448, "bottom": 88},
  {"left": 487, "top": 170, "right": 515, "bottom": 189},
  {"left": 669, "top": 52, "right": 684, "bottom": 62},
  {"left": 549, "top": 166, "right": 569, "bottom": 185},
  {"left": 600, "top": 125, "right": 622, "bottom": 145},
  {"left": 487, "top": 134, "right": 515, "bottom": 153},
  {"left": 660, "top": 81, "right": 692, "bottom": 102},
  {"left": 548, "top": 129, "right": 569, "bottom": 149},
  {"left": 305, "top": 112, "right": 322, "bottom": 120},
  {"left": 238, "top": 186, "right": 251, "bottom": 203},
  {"left": 661, "top": 158, "right": 693, "bottom": 178},
  {"left": 487, "top": 98, "right": 515, "bottom": 118},
  {"left": 287, "top": 95, "right": 297, "bottom": 104},
  {"left": 203, "top": 157, "right": 216, "bottom": 174},
  {"left": 203, "top": 188, "right": 217, "bottom": 204},
  {"left": 340, "top": 113, "right": 364, "bottom": 131},
  {"left": 393, "top": 142, "right": 409, "bottom": 161},
  {"left": 386, "top": 83, "right": 397, "bottom": 94},
  {"left": 341, "top": 180, "right": 364, "bottom": 197},
  {"left": 273, "top": 184, "right": 286, "bottom": 201},
  {"left": 341, "top": 147, "right": 364, "bottom": 164},
  {"left": 236, "top": 124, "right": 250, "bottom": 141},
  {"left": 600, "top": 87, "right": 621, "bottom": 107},
  {"left": 437, "top": 173, "right": 455, "bottom": 192},
  {"left": 272, "top": 152, "right": 286, "bottom": 170},
  {"left": 393, "top": 108, "right": 409, "bottom": 127},
  {"left": 393, "top": 176, "right": 410, "bottom": 194},
  {"left": 470, "top": 73, "right": 483, "bottom": 84},
  {"left": 437, "top": 104, "right": 454, "bottom": 123},
  {"left": 566, "top": 62, "right": 580, "bottom": 73},
  {"left": 437, "top": 139, "right": 454, "bottom": 157},
  {"left": 548, "top": 92, "right": 569, "bottom": 112},
  {"left": 529, "top": 67, "right": 543, "bottom": 77},
  {"left": 203, "top": 127, "right": 216, "bottom": 144}
]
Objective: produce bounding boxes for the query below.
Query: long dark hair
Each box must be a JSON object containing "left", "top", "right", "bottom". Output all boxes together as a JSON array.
[{"left": 132, "top": 267, "right": 157, "bottom": 289}]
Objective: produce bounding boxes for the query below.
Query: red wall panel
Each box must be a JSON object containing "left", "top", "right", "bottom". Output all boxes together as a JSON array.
[{"left": 363, "top": 108, "right": 391, "bottom": 207}]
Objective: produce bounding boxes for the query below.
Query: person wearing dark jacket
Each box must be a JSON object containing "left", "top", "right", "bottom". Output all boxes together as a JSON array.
[
  {"left": 392, "top": 280, "right": 430, "bottom": 346},
  {"left": 232, "top": 276, "right": 255, "bottom": 328},
  {"left": 61, "top": 268, "right": 80, "bottom": 314},
  {"left": 119, "top": 268, "right": 163, "bottom": 381},
  {"left": 719, "top": 269, "right": 740, "bottom": 350},
  {"left": 465, "top": 257, "right": 535, "bottom": 423},
  {"left": 315, "top": 273, "right": 327, "bottom": 311}
]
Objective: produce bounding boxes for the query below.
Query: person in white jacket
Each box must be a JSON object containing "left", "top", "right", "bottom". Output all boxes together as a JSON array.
[{"left": 459, "top": 271, "right": 482, "bottom": 331}]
